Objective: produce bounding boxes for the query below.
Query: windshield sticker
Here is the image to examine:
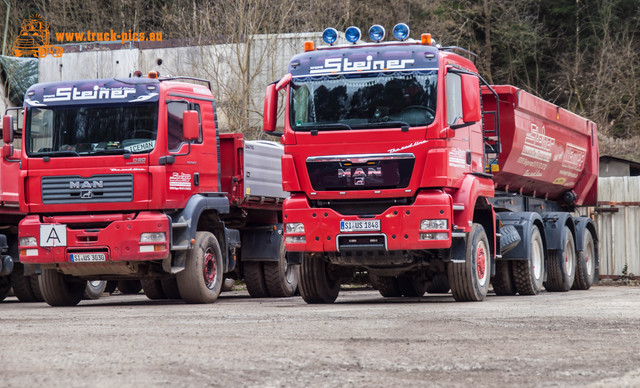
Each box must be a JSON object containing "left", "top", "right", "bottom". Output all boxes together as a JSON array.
[
  {"left": 43, "top": 85, "right": 137, "bottom": 102},
  {"left": 388, "top": 140, "right": 427, "bottom": 153},
  {"left": 310, "top": 57, "right": 415, "bottom": 75},
  {"left": 124, "top": 140, "right": 155, "bottom": 153},
  {"left": 169, "top": 172, "right": 191, "bottom": 191},
  {"left": 110, "top": 167, "right": 146, "bottom": 172}
]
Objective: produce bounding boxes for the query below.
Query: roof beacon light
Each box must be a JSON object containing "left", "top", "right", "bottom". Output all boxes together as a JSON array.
[
  {"left": 392, "top": 23, "right": 410, "bottom": 41},
  {"left": 421, "top": 33, "right": 432, "bottom": 46},
  {"left": 322, "top": 28, "right": 338, "bottom": 45},
  {"left": 368, "top": 25, "right": 385, "bottom": 42},
  {"left": 345, "top": 26, "right": 361, "bottom": 44}
]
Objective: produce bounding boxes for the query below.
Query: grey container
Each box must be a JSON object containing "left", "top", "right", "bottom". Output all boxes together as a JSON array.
[{"left": 243, "top": 140, "right": 288, "bottom": 200}]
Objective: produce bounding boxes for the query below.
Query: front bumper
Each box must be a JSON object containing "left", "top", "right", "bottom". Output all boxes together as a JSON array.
[
  {"left": 283, "top": 190, "right": 453, "bottom": 252},
  {"left": 19, "top": 212, "right": 170, "bottom": 264}
]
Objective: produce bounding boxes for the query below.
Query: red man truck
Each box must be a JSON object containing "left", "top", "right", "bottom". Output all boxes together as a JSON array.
[
  {"left": 9, "top": 74, "right": 296, "bottom": 306},
  {"left": 263, "top": 24, "right": 598, "bottom": 303}
]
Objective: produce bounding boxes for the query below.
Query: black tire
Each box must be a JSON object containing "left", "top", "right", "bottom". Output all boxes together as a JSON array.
[
  {"left": 244, "top": 262, "right": 270, "bottom": 298},
  {"left": 160, "top": 277, "right": 182, "bottom": 299},
  {"left": 398, "top": 276, "right": 427, "bottom": 297},
  {"left": 10, "top": 263, "right": 38, "bottom": 302},
  {"left": 0, "top": 276, "right": 11, "bottom": 302},
  {"left": 117, "top": 280, "right": 142, "bottom": 294},
  {"left": 39, "top": 269, "right": 86, "bottom": 306},
  {"left": 491, "top": 260, "right": 516, "bottom": 296},
  {"left": 30, "top": 274, "right": 45, "bottom": 302},
  {"left": 513, "top": 226, "right": 545, "bottom": 295},
  {"left": 104, "top": 281, "right": 118, "bottom": 294},
  {"left": 263, "top": 242, "right": 298, "bottom": 297},
  {"left": 298, "top": 253, "right": 340, "bottom": 304},
  {"left": 426, "top": 273, "right": 451, "bottom": 294},
  {"left": 141, "top": 279, "right": 167, "bottom": 300},
  {"left": 83, "top": 280, "right": 106, "bottom": 300},
  {"left": 573, "top": 231, "right": 596, "bottom": 290},
  {"left": 448, "top": 223, "right": 491, "bottom": 302},
  {"left": 544, "top": 226, "right": 576, "bottom": 292},
  {"left": 176, "top": 231, "right": 224, "bottom": 304},
  {"left": 369, "top": 274, "right": 402, "bottom": 297}
]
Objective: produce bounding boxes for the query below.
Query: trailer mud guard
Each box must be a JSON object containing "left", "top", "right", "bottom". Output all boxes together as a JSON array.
[
  {"left": 541, "top": 212, "right": 575, "bottom": 251},
  {"left": 498, "top": 212, "right": 545, "bottom": 260}
]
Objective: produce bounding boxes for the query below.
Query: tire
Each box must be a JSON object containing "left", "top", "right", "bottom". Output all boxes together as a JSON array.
[
  {"left": 298, "top": 253, "right": 340, "bottom": 304},
  {"left": 117, "top": 280, "right": 142, "bottom": 294},
  {"left": 448, "top": 223, "right": 491, "bottom": 302},
  {"left": 30, "top": 274, "right": 45, "bottom": 302},
  {"left": 141, "top": 279, "right": 167, "bottom": 300},
  {"left": 160, "top": 277, "right": 182, "bottom": 299},
  {"left": 244, "top": 262, "right": 270, "bottom": 298},
  {"left": 0, "top": 276, "right": 11, "bottom": 302},
  {"left": 491, "top": 260, "right": 516, "bottom": 296},
  {"left": 83, "top": 280, "right": 106, "bottom": 300},
  {"left": 544, "top": 226, "right": 577, "bottom": 292},
  {"left": 573, "top": 231, "right": 596, "bottom": 290},
  {"left": 263, "top": 242, "right": 298, "bottom": 297},
  {"left": 10, "top": 263, "right": 38, "bottom": 302},
  {"left": 176, "top": 231, "right": 224, "bottom": 304},
  {"left": 369, "top": 274, "right": 402, "bottom": 297},
  {"left": 222, "top": 278, "right": 235, "bottom": 292},
  {"left": 398, "top": 276, "right": 427, "bottom": 297},
  {"left": 426, "top": 273, "right": 451, "bottom": 294},
  {"left": 104, "top": 281, "right": 118, "bottom": 294},
  {"left": 39, "top": 269, "right": 86, "bottom": 306},
  {"left": 513, "top": 226, "right": 545, "bottom": 295}
]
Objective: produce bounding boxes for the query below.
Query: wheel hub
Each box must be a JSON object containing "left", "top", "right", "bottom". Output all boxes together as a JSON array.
[
  {"left": 476, "top": 244, "right": 487, "bottom": 283},
  {"left": 203, "top": 250, "right": 216, "bottom": 287}
]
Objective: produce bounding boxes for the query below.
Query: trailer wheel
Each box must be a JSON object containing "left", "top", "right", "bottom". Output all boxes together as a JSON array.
[
  {"left": 573, "top": 231, "right": 596, "bottom": 290},
  {"left": 264, "top": 242, "right": 298, "bottom": 297},
  {"left": 448, "top": 223, "right": 490, "bottom": 302},
  {"left": 513, "top": 226, "right": 545, "bottom": 295},
  {"left": 426, "top": 273, "right": 451, "bottom": 294},
  {"left": 398, "top": 276, "right": 427, "bottom": 297},
  {"left": 83, "top": 280, "right": 106, "bottom": 300},
  {"left": 161, "top": 277, "right": 182, "bottom": 299},
  {"left": 544, "top": 226, "right": 576, "bottom": 292},
  {"left": 10, "top": 263, "right": 38, "bottom": 302},
  {"left": 39, "top": 269, "right": 86, "bottom": 306},
  {"left": 104, "top": 281, "right": 118, "bottom": 294},
  {"left": 244, "top": 262, "right": 270, "bottom": 298},
  {"left": 117, "top": 280, "right": 142, "bottom": 294},
  {"left": 177, "top": 231, "right": 223, "bottom": 304},
  {"left": 141, "top": 279, "right": 167, "bottom": 300},
  {"left": 369, "top": 274, "right": 402, "bottom": 297},
  {"left": 299, "top": 253, "right": 340, "bottom": 304},
  {"left": 491, "top": 260, "right": 515, "bottom": 296},
  {"left": 0, "top": 276, "right": 11, "bottom": 301}
]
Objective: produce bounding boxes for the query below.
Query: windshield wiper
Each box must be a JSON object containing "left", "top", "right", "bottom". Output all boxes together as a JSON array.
[
  {"left": 37, "top": 150, "right": 80, "bottom": 157},
  {"left": 353, "top": 121, "right": 411, "bottom": 131},
  {"left": 295, "top": 123, "right": 353, "bottom": 131},
  {"left": 91, "top": 148, "right": 132, "bottom": 156}
]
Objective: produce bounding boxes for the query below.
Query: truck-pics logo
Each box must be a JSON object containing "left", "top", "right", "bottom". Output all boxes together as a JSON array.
[
  {"left": 12, "top": 15, "right": 63, "bottom": 58},
  {"left": 310, "top": 56, "right": 415, "bottom": 74}
]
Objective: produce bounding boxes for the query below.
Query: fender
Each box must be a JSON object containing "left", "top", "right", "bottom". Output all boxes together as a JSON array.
[
  {"left": 541, "top": 212, "right": 575, "bottom": 251},
  {"left": 241, "top": 224, "right": 283, "bottom": 262},
  {"left": 498, "top": 212, "right": 545, "bottom": 260},
  {"left": 450, "top": 173, "right": 494, "bottom": 233}
]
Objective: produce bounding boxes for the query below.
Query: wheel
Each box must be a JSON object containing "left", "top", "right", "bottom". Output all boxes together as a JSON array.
[
  {"left": 448, "top": 223, "right": 491, "bottom": 302},
  {"left": 397, "top": 276, "right": 427, "bottom": 297},
  {"left": 10, "top": 263, "right": 38, "bottom": 302},
  {"left": 263, "top": 242, "right": 298, "bottom": 297},
  {"left": 244, "top": 262, "right": 270, "bottom": 298},
  {"left": 39, "top": 269, "right": 86, "bottom": 306},
  {"left": 104, "top": 281, "right": 118, "bottom": 294},
  {"left": 117, "top": 280, "right": 142, "bottom": 294},
  {"left": 369, "top": 274, "right": 402, "bottom": 297},
  {"left": 544, "top": 226, "right": 576, "bottom": 292},
  {"left": 222, "top": 278, "right": 235, "bottom": 292},
  {"left": 37, "top": 46, "right": 47, "bottom": 58},
  {"left": 573, "top": 230, "right": 596, "bottom": 290},
  {"left": 298, "top": 253, "right": 340, "bottom": 304},
  {"left": 83, "top": 280, "right": 106, "bottom": 300},
  {"left": 513, "top": 226, "right": 545, "bottom": 295},
  {"left": 160, "top": 277, "right": 182, "bottom": 299},
  {"left": 176, "top": 231, "right": 224, "bottom": 304},
  {"left": 141, "top": 279, "right": 167, "bottom": 300},
  {"left": 426, "top": 273, "right": 451, "bottom": 294},
  {"left": 491, "top": 260, "right": 515, "bottom": 295},
  {"left": 30, "top": 274, "right": 45, "bottom": 302},
  {"left": 0, "top": 276, "right": 11, "bottom": 301}
]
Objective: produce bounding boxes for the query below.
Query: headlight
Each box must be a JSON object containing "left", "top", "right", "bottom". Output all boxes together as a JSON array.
[
  {"left": 420, "top": 219, "right": 448, "bottom": 230},
  {"left": 20, "top": 236, "right": 37, "bottom": 246},
  {"left": 285, "top": 223, "right": 305, "bottom": 234},
  {"left": 140, "top": 232, "right": 166, "bottom": 243}
]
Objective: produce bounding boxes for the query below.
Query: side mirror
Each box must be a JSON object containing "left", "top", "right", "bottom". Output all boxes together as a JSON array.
[
  {"left": 182, "top": 110, "right": 199, "bottom": 140},
  {"left": 2, "top": 115, "right": 14, "bottom": 144},
  {"left": 461, "top": 74, "right": 481, "bottom": 123},
  {"left": 263, "top": 83, "right": 278, "bottom": 133}
]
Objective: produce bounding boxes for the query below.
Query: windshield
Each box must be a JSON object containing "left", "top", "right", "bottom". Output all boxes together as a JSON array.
[
  {"left": 290, "top": 70, "right": 437, "bottom": 130},
  {"left": 25, "top": 103, "right": 158, "bottom": 157}
]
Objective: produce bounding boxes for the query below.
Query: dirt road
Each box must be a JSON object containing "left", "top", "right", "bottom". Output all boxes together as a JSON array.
[{"left": 1, "top": 285, "right": 640, "bottom": 387}]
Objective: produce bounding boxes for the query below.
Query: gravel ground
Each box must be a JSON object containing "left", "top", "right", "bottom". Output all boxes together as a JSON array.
[{"left": 1, "top": 285, "right": 640, "bottom": 387}]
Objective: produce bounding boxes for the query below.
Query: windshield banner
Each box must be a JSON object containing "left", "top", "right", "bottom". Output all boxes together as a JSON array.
[{"left": 25, "top": 78, "right": 159, "bottom": 106}]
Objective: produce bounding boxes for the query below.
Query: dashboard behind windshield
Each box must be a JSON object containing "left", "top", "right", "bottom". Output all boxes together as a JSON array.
[{"left": 290, "top": 70, "right": 437, "bottom": 130}]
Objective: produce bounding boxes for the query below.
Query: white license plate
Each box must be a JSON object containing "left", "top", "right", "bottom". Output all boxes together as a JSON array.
[
  {"left": 70, "top": 253, "right": 106, "bottom": 262},
  {"left": 340, "top": 219, "right": 381, "bottom": 232}
]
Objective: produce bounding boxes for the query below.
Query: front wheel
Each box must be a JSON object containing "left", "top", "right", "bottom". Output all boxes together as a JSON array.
[
  {"left": 298, "top": 254, "right": 340, "bottom": 304},
  {"left": 39, "top": 269, "right": 86, "bottom": 306},
  {"left": 264, "top": 242, "right": 299, "bottom": 297},
  {"left": 448, "top": 223, "right": 491, "bottom": 302},
  {"left": 83, "top": 280, "right": 106, "bottom": 300},
  {"left": 176, "top": 231, "right": 223, "bottom": 304}
]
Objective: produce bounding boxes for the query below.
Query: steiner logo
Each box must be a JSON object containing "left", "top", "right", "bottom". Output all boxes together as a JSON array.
[
  {"left": 310, "top": 56, "right": 415, "bottom": 74},
  {"left": 70, "top": 180, "right": 104, "bottom": 189}
]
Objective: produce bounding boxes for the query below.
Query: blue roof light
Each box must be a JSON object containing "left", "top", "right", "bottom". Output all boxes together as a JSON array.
[
  {"left": 392, "top": 23, "right": 410, "bottom": 41},
  {"left": 322, "top": 28, "right": 338, "bottom": 45},
  {"left": 344, "top": 26, "right": 361, "bottom": 43},
  {"left": 368, "top": 25, "right": 385, "bottom": 42}
]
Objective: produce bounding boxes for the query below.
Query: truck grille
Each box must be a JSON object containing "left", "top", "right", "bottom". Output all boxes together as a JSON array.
[{"left": 41, "top": 174, "right": 134, "bottom": 204}]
